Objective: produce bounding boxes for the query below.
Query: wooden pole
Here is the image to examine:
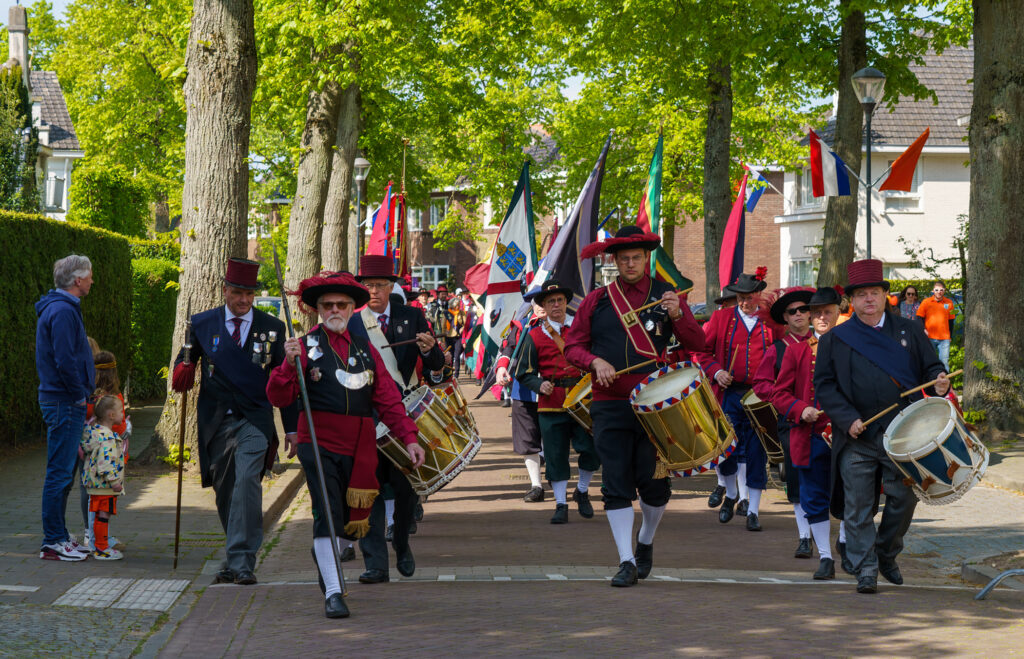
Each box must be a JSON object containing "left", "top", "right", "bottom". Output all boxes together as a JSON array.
[{"left": 172, "top": 301, "right": 191, "bottom": 570}]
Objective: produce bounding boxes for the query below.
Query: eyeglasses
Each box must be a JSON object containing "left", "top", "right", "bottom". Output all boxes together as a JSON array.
[
  {"left": 363, "top": 282, "right": 392, "bottom": 290},
  {"left": 318, "top": 300, "right": 353, "bottom": 310},
  {"left": 785, "top": 305, "right": 811, "bottom": 315},
  {"left": 905, "top": 292, "right": 917, "bottom": 297}
]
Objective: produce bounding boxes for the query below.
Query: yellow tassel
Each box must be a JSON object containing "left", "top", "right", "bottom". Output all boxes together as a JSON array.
[
  {"left": 344, "top": 517, "right": 371, "bottom": 539},
  {"left": 653, "top": 460, "right": 669, "bottom": 479},
  {"left": 346, "top": 488, "right": 378, "bottom": 509}
]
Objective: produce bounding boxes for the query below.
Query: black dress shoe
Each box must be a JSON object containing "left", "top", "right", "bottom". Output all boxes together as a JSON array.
[
  {"left": 736, "top": 499, "right": 749, "bottom": 517},
  {"left": 234, "top": 570, "right": 257, "bottom": 585},
  {"left": 550, "top": 503, "right": 569, "bottom": 524},
  {"left": 340, "top": 545, "right": 356, "bottom": 562},
  {"left": 813, "top": 558, "right": 835, "bottom": 580},
  {"left": 358, "top": 569, "right": 390, "bottom": 584},
  {"left": 501, "top": 398, "right": 512, "bottom": 408},
  {"left": 879, "top": 560, "right": 904, "bottom": 585},
  {"left": 746, "top": 513, "right": 762, "bottom": 532},
  {"left": 794, "top": 537, "right": 812, "bottom": 559},
  {"left": 635, "top": 537, "right": 653, "bottom": 579},
  {"left": 707, "top": 485, "right": 725, "bottom": 508},
  {"left": 385, "top": 525, "right": 394, "bottom": 542},
  {"left": 719, "top": 496, "right": 737, "bottom": 523},
  {"left": 610, "top": 561, "right": 638, "bottom": 587},
  {"left": 214, "top": 568, "right": 235, "bottom": 584},
  {"left": 395, "top": 545, "right": 415, "bottom": 577},
  {"left": 523, "top": 486, "right": 544, "bottom": 503},
  {"left": 837, "top": 542, "right": 855, "bottom": 575},
  {"left": 856, "top": 575, "right": 877, "bottom": 594},
  {"left": 324, "top": 593, "right": 350, "bottom": 619},
  {"left": 414, "top": 501, "right": 424, "bottom": 522},
  {"left": 572, "top": 489, "right": 594, "bottom": 518}
]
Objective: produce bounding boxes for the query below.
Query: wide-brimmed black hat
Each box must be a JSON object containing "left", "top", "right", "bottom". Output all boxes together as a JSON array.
[
  {"left": 713, "top": 286, "right": 737, "bottom": 306},
  {"left": 809, "top": 286, "right": 844, "bottom": 307},
  {"left": 770, "top": 288, "right": 815, "bottom": 324},
  {"left": 526, "top": 278, "right": 574, "bottom": 305},
  {"left": 729, "top": 268, "right": 768, "bottom": 294},
  {"left": 580, "top": 225, "right": 661, "bottom": 259},
  {"left": 296, "top": 271, "right": 370, "bottom": 309}
]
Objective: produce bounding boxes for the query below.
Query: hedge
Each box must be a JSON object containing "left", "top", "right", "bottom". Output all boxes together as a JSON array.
[
  {"left": 0, "top": 210, "right": 132, "bottom": 445},
  {"left": 130, "top": 233, "right": 181, "bottom": 262},
  {"left": 130, "top": 257, "right": 179, "bottom": 400},
  {"left": 66, "top": 163, "right": 150, "bottom": 238}
]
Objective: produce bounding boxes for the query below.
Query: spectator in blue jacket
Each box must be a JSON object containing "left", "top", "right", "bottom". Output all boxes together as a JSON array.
[{"left": 36, "top": 254, "right": 96, "bottom": 562}]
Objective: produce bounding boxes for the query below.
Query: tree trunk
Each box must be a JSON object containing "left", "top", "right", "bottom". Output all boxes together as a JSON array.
[
  {"left": 965, "top": 0, "right": 1024, "bottom": 431},
  {"left": 153, "top": 188, "right": 170, "bottom": 233},
  {"left": 283, "top": 76, "right": 345, "bottom": 330},
  {"left": 150, "top": 0, "right": 257, "bottom": 462},
  {"left": 321, "top": 82, "right": 362, "bottom": 272},
  {"left": 816, "top": 1, "right": 866, "bottom": 287},
  {"left": 702, "top": 59, "right": 732, "bottom": 303}
]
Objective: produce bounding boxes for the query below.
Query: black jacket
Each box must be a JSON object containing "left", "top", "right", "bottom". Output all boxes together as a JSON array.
[{"left": 348, "top": 302, "right": 444, "bottom": 391}]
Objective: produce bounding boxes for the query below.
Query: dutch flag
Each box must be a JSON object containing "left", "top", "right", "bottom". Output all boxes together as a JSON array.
[{"left": 808, "top": 129, "right": 851, "bottom": 198}]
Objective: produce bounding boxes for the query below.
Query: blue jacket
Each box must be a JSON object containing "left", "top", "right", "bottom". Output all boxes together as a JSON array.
[{"left": 35, "top": 289, "right": 95, "bottom": 403}]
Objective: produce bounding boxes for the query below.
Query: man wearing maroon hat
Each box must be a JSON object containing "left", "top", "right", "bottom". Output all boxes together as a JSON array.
[
  {"left": 266, "top": 271, "right": 424, "bottom": 618},
  {"left": 565, "top": 225, "right": 705, "bottom": 587},
  {"left": 171, "top": 258, "right": 299, "bottom": 586},
  {"left": 814, "top": 259, "right": 949, "bottom": 594}
]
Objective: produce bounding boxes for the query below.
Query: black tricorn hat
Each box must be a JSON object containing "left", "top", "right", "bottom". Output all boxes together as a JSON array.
[
  {"left": 809, "top": 286, "right": 844, "bottom": 307},
  {"left": 526, "top": 278, "right": 574, "bottom": 305}
]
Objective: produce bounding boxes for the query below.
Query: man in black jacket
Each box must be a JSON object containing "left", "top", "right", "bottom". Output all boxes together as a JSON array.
[
  {"left": 814, "top": 259, "right": 949, "bottom": 594},
  {"left": 171, "top": 258, "right": 299, "bottom": 585},
  {"left": 348, "top": 255, "right": 444, "bottom": 583}
]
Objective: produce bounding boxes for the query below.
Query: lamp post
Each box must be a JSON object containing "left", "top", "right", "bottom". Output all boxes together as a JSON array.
[
  {"left": 852, "top": 66, "right": 886, "bottom": 259},
  {"left": 353, "top": 156, "right": 371, "bottom": 261}
]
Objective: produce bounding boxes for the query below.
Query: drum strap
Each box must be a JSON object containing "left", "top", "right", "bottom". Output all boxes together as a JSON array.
[
  {"left": 360, "top": 307, "right": 416, "bottom": 392},
  {"left": 607, "top": 280, "right": 660, "bottom": 359}
]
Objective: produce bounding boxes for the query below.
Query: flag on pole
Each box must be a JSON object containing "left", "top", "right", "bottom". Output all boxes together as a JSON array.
[
  {"left": 481, "top": 163, "right": 538, "bottom": 363},
  {"left": 879, "top": 128, "right": 929, "bottom": 192},
  {"left": 636, "top": 132, "right": 663, "bottom": 233},
  {"left": 652, "top": 246, "right": 693, "bottom": 292},
  {"left": 808, "top": 130, "right": 851, "bottom": 197},
  {"left": 718, "top": 171, "right": 749, "bottom": 290},
  {"left": 526, "top": 133, "right": 611, "bottom": 310},
  {"left": 366, "top": 181, "right": 394, "bottom": 256},
  {"left": 394, "top": 194, "right": 410, "bottom": 277},
  {"left": 744, "top": 165, "right": 769, "bottom": 212}
]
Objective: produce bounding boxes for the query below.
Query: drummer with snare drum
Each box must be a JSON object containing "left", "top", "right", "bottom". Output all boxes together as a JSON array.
[
  {"left": 266, "top": 271, "right": 425, "bottom": 619},
  {"left": 348, "top": 255, "right": 445, "bottom": 585},
  {"left": 514, "top": 279, "right": 600, "bottom": 525},
  {"left": 565, "top": 225, "right": 704, "bottom": 588},
  {"left": 814, "top": 259, "right": 948, "bottom": 595}
]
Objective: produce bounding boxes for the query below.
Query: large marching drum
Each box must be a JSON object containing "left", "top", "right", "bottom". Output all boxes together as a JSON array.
[{"left": 563, "top": 373, "right": 594, "bottom": 434}]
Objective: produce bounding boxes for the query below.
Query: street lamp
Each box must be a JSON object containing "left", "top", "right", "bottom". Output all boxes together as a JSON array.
[
  {"left": 353, "top": 156, "right": 371, "bottom": 259},
  {"left": 852, "top": 66, "right": 886, "bottom": 259}
]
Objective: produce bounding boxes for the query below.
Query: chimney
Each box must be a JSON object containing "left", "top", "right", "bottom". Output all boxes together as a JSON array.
[{"left": 8, "top": 5, "right": 31, "bottom": 93}]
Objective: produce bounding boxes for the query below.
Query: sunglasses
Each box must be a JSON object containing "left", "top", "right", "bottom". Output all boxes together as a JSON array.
[
  {"left": 785, "top": 305, "right": 811, "bottom": 315},
  {"left": 905, "top": 292, "right": 917, "bottom": 296},
  {"left": 318, "top": 300, "right": 354, "bottom": 310}
]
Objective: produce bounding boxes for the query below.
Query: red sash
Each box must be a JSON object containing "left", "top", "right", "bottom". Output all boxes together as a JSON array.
[{"left": 607, "top": 280, "right": 660, "bottom": 359}]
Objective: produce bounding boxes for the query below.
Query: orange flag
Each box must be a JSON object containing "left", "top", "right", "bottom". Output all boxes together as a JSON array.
[{"left": 879, "top": 128, "right": 929, "bottom": 192}]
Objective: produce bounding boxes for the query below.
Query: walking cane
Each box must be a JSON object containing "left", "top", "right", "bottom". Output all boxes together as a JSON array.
[
  {"left": 272, "top": 247, "right": 348, "bottom": 596},
  {"left": 172, "top": 301, "right": 191, "bottom": 570}
]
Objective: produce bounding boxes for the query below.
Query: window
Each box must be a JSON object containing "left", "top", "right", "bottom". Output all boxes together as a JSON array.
[
  {"left": 789, "top": 260, "right": 816, "bottom": 287},
  {"left": 45, "top": 175, "right": 65, "bottom": 210},
  {"left": 884, "top": 160, "right": 922, "bottom": 212},
  {"left": 408, "top": 207, "right": 423, "bottom": 232},
  {"left": 413, "top": 265, "right": 449, "bottom": 290},
  {"left": 429, "top": 197, "right": 448, "bottom": 228},
  {"left": 796, "top": 170, "right": 825, "bottom": 210}
]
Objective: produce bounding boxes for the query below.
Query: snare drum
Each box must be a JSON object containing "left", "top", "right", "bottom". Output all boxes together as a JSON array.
[
  {"left": 377, "top": 386, "right": 482, "bottom": 496},
  {"left": 882, "top": 397, "right": 989, "bottom": 505},
  {"left": 563, "top": 373, "right": 593, "bottom": 434},
  {"left": 740, "top": 389, "right": 784, "bottom": 464},
  {"left": 629, "top": 363, "right": 737, "bottom": 475},
  {"left": 431, "top": 380, "right": 477, "bottom": 436}
]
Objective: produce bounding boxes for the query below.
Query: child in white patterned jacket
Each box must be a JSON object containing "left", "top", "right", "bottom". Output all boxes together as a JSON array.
[{"left": 80, "top": 395, "right": 126, "bottom": 560}]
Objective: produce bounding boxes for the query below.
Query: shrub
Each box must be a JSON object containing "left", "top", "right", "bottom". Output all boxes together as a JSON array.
[
  {"left": 130, "top": 233, "right": 181, "bottom": 262},
  {"left": 67, "top": 163, "right": 150, "bottom": 238},
  {"left": 130, "top": 257, "right": 179, "bottom": 400},
  {"left": 0, "top": 210, "right": 131, "bottom": 445}
]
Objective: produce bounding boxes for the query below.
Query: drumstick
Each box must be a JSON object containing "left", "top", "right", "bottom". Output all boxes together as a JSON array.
[
  {"left": 383, "top": 337, "right": 421, "bottom": 349},
  {"left": 630, "top": 288, "right": 695, "bottom": 315},
  {"left": 613, "top": 358, "right": 660, "bottom": 377},
  {"left": 900, "top": 369, "right": 962, "bottom": 398},
  {"left": 727, "top": 348, "right": 739, "bottom": 374},
  {"left": 862, "top": 403, "right": 899, "bottom": 428}
]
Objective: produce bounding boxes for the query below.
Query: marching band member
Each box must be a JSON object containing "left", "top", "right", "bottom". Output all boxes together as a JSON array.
[
  {"left": 514, "top": 280, "right": 599, "bottom": 524},
  {"left": 348, "top": 255, "right": 444, "bottom": 584},
  {"left": 266, "top": 271, "right": 424, "bottom": 618},
  {"left": 565, "top": 225, "right": 705, "bottom": 587},
  {"left": 770, "top": 286, "right": 842, "bottom": 580},
  {"left": 752, "top": 287, "right": 814, "bottom": 557},
  {"left": 696, "top": 269, "right": 776, "bottom": 530},
  {"left": 814, "top": 260, "right": 948, "bottom": 594}
]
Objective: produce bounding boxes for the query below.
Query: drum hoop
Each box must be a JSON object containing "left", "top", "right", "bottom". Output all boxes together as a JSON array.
[
  {"left": 629, "top": 361, "right": 704, "bottom": 412},
  {"left": 668, "top": 435, "right": 738, "bottom": 477}
]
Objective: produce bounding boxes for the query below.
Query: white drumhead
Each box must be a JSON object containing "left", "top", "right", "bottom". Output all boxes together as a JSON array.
[
  {"left": 885, "top": 398, "right": 954, "bottom": 455},
  {"left": 742, "top": 389, "right": 762, "bottom": 405},
  {"left": 633, "top": 366, "right": 701, "bottom": 406}
]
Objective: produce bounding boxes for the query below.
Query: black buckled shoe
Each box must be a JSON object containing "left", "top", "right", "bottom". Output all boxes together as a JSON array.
[
  {"left": 856, "top": 575, "right": 877, "bottom": 594},
  {"left": 813, "top": 558, "right": 835, "bottom": 580},
  {"left": 836, "top": 541, "right": 855, "bottom": 575},
  {"left": 214, "top": 568, "right": 235, "bottom": 585},
  {"left": 635, "top": 537, "right": 654, "bottom": 580},
  {"left": 358, "top": 569, "right": 390, "bottom": 584},
  {"left": 736, "top": 499, "right": 749, "bottom": 517},
  {"left": 523, "top": 486, "right": 544, "bottom": 503},
  {"left": 550, "top": 503, "right": 569, "bottom": 524},
  {"left": 572, "top": 489, "right": 594, "bottom": 518},
  {"left": 234, "top": 570, "right": 257, "bottom": 585},
  {"left": 746, "top": 513, "right": 762, "bottom": 532},
  {"left": 340, "top": 544, "right": 356, "bottom": 562},
  {"left": 719, "top": 496, "right": 737, "bottom": 523},
  {"left": 324, "top": 593, "right": 350, "bottom": 619},
  {"left": 794, "top": 537, "right": 812, "bottom": 559},
  {"left": 707, "top": 485, "right": 726, "bottom": 508},
  {"left": 610, "top": 561, "right": 638, "bottom": 587},
  {"left": 395, "top": 545, "right": 415, "bottom": 578},
  {"left": 879, "top": 559, "right": 904, "bottom": 585}
]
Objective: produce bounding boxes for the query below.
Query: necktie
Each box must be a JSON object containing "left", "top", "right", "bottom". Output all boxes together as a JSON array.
[
  {"left": 378, "top": 314, "right": 389, "bottom": 335},
  {"left": 231, "top": 317, "right": 243, "bottom": 345}
]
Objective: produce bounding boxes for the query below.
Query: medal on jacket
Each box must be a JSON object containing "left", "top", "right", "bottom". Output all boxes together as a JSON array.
[
  {"left": 306, "top": 334, "right": 323, "bottom": 361},
  {"left": 336, "top": 368, "right": 373, "bottom": 389},
  {"left": 212, "top": 335, "right": 220, "bottom": 353},
  {"left": 310, "top": 367, "right": 322, "bottom": 382},
  {"left": 252, "top": 342, "right": 262, "bottom": 364},
  {"left": 268, "top": 331, "right": 278, "bottom": 343}
]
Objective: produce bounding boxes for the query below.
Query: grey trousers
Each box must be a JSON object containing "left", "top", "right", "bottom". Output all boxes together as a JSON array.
[
  {"left": 838, "top": 435, "right": 918, "bottom": 577},
  {"left": 208, "top": 416, "right": 268, "bottom": 574}
]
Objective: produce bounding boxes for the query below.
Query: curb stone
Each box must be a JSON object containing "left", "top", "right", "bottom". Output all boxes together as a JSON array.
[{"left": 961, "top": 554, "right": 1024, "bottom": 591}]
